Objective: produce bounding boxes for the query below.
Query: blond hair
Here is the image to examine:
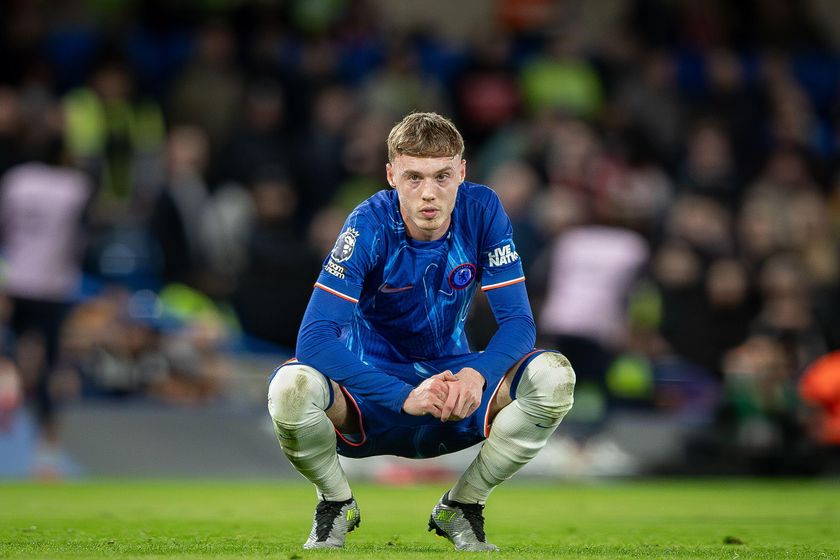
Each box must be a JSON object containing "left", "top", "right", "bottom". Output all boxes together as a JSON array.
[{"left": 386, "top": 112, "right": 464, "bottom": 162}]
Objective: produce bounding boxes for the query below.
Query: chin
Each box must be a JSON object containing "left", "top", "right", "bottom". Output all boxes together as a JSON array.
[{"left": 420, "top": 221, "right": 442, "bottom": 232}]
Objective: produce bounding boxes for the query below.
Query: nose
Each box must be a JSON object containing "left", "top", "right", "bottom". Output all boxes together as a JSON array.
[{"left": 420, "top": 180, "right": 436, "bottom": 201}]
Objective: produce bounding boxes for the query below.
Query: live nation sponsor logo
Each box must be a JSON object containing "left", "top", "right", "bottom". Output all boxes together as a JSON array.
[
  {"left": 487, "top": 244, "right": 519, "bottom": 267},
  {"left": 325, "top": 259, "right": 346, "bottom": 279}
]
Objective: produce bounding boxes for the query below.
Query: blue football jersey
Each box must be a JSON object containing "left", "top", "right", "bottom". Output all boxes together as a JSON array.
[{"left": 313, "top": 182, "right": 525, "bottom": 369}]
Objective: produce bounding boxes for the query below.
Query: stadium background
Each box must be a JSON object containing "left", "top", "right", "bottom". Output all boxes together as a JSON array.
[{"left": 1, "top": 0, "right": 840, "bottom": 481}]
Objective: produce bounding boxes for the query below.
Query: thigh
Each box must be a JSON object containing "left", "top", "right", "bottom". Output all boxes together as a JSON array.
[{"left": 324, "top": 378, "right": 359, "bottom": 434}]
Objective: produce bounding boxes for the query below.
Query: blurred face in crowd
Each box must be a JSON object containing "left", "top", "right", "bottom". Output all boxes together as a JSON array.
[
  {"left": 166, "top": 125, "right": 209, "bottom": 176},
  {"left": 706, "top": 258, "right": 747, "bottom": 309},
  {"left": 490, "top": 160, "right": 539, "bottom": 218},
  {"left": 387, "top": 154, "right": 465, "bottom": 242}
]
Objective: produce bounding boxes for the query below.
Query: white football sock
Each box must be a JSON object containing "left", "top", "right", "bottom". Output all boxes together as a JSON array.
[
  {"left": 449, "top": 352, "right": 575, "bottom": 504},
  {"left": 268, "top": 364, "right": 352, "bottom": 502}
]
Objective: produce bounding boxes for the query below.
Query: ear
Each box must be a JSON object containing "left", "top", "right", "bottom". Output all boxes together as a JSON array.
[
  {"left": 459, "top": 158, "right": 466, "bottom": 183},
  {"left": 386, "top": 162, "right": 395, "bottom": 187}
]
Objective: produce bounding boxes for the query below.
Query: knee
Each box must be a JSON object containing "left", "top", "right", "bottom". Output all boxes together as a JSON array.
[
  {"left": 517, "top": 351, "right": 575, "bottom": 420},
  {"left": 267, "top": 364, "right": 330, "bottom": 425}
]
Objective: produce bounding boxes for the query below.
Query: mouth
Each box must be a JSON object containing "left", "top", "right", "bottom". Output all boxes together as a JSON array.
[{"left": 419, "top": 207, "right": 439, "bottom": 219}]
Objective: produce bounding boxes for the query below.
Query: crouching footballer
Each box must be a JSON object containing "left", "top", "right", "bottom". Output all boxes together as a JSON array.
[{"left": 267, "top": 112, "right": 575, "bottom": 551}]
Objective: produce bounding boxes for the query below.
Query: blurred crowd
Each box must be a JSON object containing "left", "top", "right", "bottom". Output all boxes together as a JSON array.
[{"left": 2, "top": 0, "right": 840, "bottom": 475}]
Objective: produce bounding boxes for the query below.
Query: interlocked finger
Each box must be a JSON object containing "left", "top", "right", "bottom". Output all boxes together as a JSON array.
[
  {"left": 453, "top": 396, "right": 475, "bottom": 420},
  {"left": 440, "top": 385, "right": 461, "bottom": 421}
]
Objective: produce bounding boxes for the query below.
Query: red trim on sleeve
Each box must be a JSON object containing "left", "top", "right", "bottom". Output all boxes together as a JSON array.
[
  {"left": 314, "top": 282, "right": 359, "bottom": 303},
  {"left": 481, "top": 276, "right": 526, "bottom": 292}
]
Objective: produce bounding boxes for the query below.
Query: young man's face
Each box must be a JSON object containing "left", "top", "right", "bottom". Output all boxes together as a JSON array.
[{"left": 386, "top": 154, "right": 465, "bottom": 241}]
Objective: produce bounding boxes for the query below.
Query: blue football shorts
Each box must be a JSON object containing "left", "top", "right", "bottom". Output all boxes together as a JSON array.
[{"left": 272, "top": 351, "right": 544, "bottom": 459}]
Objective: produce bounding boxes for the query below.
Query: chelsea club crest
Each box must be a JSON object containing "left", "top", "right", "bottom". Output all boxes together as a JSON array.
[{"left": 448, "top": 263, "right": 476, "bottom": 290}]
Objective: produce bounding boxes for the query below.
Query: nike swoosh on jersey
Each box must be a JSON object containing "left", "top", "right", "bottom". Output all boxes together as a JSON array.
[{"left": 379, "top": 284, "right": 414, "bottom": 293}]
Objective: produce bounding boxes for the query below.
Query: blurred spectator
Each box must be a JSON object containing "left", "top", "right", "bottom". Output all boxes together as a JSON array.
[
  {"left": 233, "top": 172, "right": 322, "bottom": 350},
  {"left": 62, "top": 287, "right": 233, "bottom": 405},
  {"left": 543, "top": 118, "right": 625, "bottom": 218},
  {"left": 519, "top": 32, "right": 603, "bottom": 118},
  {"left": 332, "top": 110, "right": 391, "bottom": 212},
  {"left": 0, "top": 87, "right": 23, "bottom": 176},
  {"left": 0, "top": 3, "right": 41, "bottom": 83},
  {"left": 536, "top": 217, "right": 649, "bottom": 353},
  {"left": 652, "top": 240, "right": 707, "bottom": 367},
  {"left": 678, "top": 120, "right": 740, "bottom": 205},
  {"left": 123, "top": 1, "right": 194, "bottom": 98},
  {"left": 799, "top": 350, "right": 840, "bottom": 448},
  {"left": 487, "top": 160, "right": 544, "bottom": 267},
  {"left": 147, "top": 124, "right": 254, "bottom": 298},
  {"left": 0, "top": 351, "right": 22, "bottom": 434},
  {"left": 69, "top": 288, "right": 169, "bottom": 396},
  {"left": 307, "top": 205, "right": 349, "bottom": 259},
  {"left": 215, "top": 79, "right": 293, "bottom": 187},
  {"left": 717, "top": 335, "right": 807, "bottom": 474},
  {"left": 168, "top": 21, "right": 243, "bottom": 153},
  {"left": 295, "top": 85, "right": 354, "bottom": 222},
  {"left": 615, "top": 151, "right": 673, "bottom": 238},
  {"left": 654, "top": 196, "right": 745, "bottom": 374},
  {"left": 702, "top": 258, "right": 757, "bottom": 370},
  {"left": 763, "top": 56, "right": 826, "bottom": 154},
  {"left": 149, "top": 125, "right": 216, "bottom": 292},
  {"left": 359, "top": 38, "right": 448, "bottom": 120},
  {"left": 751, "top": 253, "right": 826, "bottom": 372},
  {"left": 704, "top": 49, "right": 767, "bottom": 173},
  {"left": 63, "top": 57, "right": 165, "bottom": 225},
  {"left": 535, "top": 186, "right": 650, "bottom": 424},
  {"left": 0, "top": 125, "right": 92, "bottom": 450},
  {"left": 666, "top": 195, "right": 734, "bottom": 259},
  {"left": 497, "top": 0, "right": 557, "bottom": 35},
  {"left": 612, "top": 49, "right": 684, "bottom": 167},
  {"left": 453, "top": 29, "right": 521, "bottom": 147}
]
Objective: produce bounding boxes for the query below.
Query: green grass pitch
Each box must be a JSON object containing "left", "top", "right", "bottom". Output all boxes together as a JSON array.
[{"left": 1, "top": 480, "right": 838, "bottom": 559}]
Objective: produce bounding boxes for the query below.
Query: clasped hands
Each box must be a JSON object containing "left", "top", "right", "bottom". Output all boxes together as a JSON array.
[{"left": 402, "top": 367, "right": 485, "bottom": 422}]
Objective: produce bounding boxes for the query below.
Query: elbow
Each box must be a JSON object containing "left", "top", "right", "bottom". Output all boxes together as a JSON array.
[
  {"left": 295, "top": 339, "right": 314, "bottom": 363},
  {"left": 295, "top": 330, "right": 318, "bottom": 363},
  {"left": 501, "top": 312, "right": 536, "bottom": 351},
  {"left": 295, "top": 320, "right": 338, "bottom": 363},
  {"left": 523, "top": 314, "right": 537, "bottom": 349}
]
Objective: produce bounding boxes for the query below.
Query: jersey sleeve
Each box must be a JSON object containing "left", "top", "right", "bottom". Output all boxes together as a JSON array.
[
  {"left": 296, "top": 288, "right": 415, "bottom": 414},
  {"left": 466, "top": 189, "right": 535, "bottom": 385},
  {"left": 478, "top": 193, "right": 526, "bottom": 292},
  {"left": 313, "top": 207, "right": 380, "bottom": 303},
  {"left": 299, "top": 203, "right": 415, "bottom": 413}
]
